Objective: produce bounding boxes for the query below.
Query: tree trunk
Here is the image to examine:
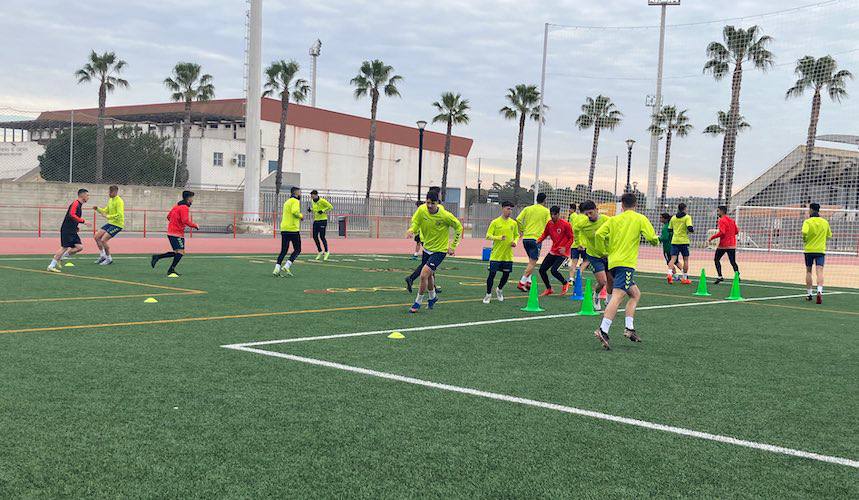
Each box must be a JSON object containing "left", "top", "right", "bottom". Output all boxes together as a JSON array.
[
  {"left": 95, "top": 83, "right": 106, "bottom": 182},
  {"left": 181, "top": 99, "right": 191, "bottom": 187},
  {"left": 723, "top": 63, "right": 744, "bottom": 208},
  {"left": 513, "top": 113, "right": 526, "bottom": 205},
  {"left": 801, "top": 88, "right": 822, "bottom": 205},
  {"left": 365, "top": 90, "right": 378, "bottom": 199},
  {"left": 441, "top": 117, "right": 452, "bottom": 202},
  {"left": 716, "top": 132, "right": 728, "bottom": 204},
  {"left": 275, "top": 95, "right": 289, "bottom": 195},
  {"left": 660, "top": 131, "right": 673, "bottom": 208},
  {"left": 587, "top": 125, "right": 601, "bottom": 192}
]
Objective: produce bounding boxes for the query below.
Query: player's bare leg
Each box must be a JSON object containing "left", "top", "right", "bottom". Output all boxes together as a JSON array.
[
  {"left": 93, "top": 229, "right": 106, "bottom": 263},
  {"left": 595, "top": 288, "right": 626, "bottom": 350},
  {"left": 815, "top": 265, "right": 824, "bottom": 304},
  {"left": 622, "top": 285, "right": 642, "bottom": 342},
  {"left": 680, "top": 256, "right": 691, "bottom": 284},
  {"left": 98, "top": 232, "right": 114, "bottom": 264},
  {"left": 593, "top": 270, "right": 607, "bottom": 311},
  {"left": 667, "top": 255, "right": 678, "bottom": 283},
  {"left": 805, "top": 266, "right": 814, "bottom": 301},
  {"left": 519, "top": 258, "right": 537, "bottom": 291}
]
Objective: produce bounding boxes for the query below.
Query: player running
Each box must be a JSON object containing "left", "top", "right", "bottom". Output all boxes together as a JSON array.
[
  {"left": 151, "top": 190, "right": 199, "bottom": 277},
  {"left": 93, "top": 185, "right": 125, "bottom": 265},
  {"left": 592, "top": 193, "right": 659, "bottom": 350},
  {"left": 537, "top": 206, "right": 573, "bottom": 296},
  {"left": 405, "top": 187, "right": 443, "bottom": 294},
  {"left": 516, "top": 192, "right": 551, "bottom": 291},
  {"left": 709, "top": 205, "right": 739, "bottom": 284},
  {"left": 274, "top": 186, "right": 304, "bottom": 277},
  {"left": 48, "top": 188, "right": 90, "bottom": 272},
  {"left": 406, "top": 191, "right": 462, "bottom": 313},
  {"left": 802, "top": 202, "right": 832, "bottom": 304},
  {"left": 566, "top": 203, "right": 588, "bottom": 278},
  {"left": 658, "top": 212, "right": 678, "bottom": 277},
  {"left": 667, "top": 202, "right": 694, "bottom": 284},
  {"left": 308, "top": 190, "right": 333, "bottom": 260},
  {"left": 483, "top": 201, "right": 518, "bottom": 303},
  {"left": 573, "top": 200, "right": 611, "bottom": 311}
]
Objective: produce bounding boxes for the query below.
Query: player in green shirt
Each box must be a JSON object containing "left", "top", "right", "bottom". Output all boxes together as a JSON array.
[
  {"left": 484, "top": 201, "right": 519, "bottom": 303},
  {"left": 573, "top": 200, "right": 611, "bottom": 310},
  {"left": 667, "top": 202, "right": 694, "bottom": 284},
  {"left": 93, "top": 185, "right": 125, "bottom": 265},
  {"left": 592, "top": 193, "right": 659, "bottom": 350},
  {"left": 566, "top": 203, "right": 589, "bottom": 274},
  {"left": 273, "top": 187, "right": 304, "bottom": 276},
  {"left": 406, "top": 191, "right": 463, "bottom": 313},
  {"left": 515, "top": 192, "right": 551, "bottom": 291},
  {"left": 307, "top": 190, "right": 334, "bottom": 260},
  {"left": 802, "top": 202, "right": 833, "bottom": 303},
  {"left": 658, "top": 212, "right": 679, "bottom": 279}
]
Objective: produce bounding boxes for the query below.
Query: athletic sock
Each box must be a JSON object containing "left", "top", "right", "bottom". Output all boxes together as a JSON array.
[
  {"left": 274, "top": 264, "right": 281, "bottom": 272},
  {"left": 284, "top": 261, "right": 292, "bottom": 270},
  {"left": 415, "top": 293, "right": 424, "bottom": 304},
  {"left": 525, "top": 274, "right": 532, "bottom": 283},
  {"left": 61, "top": 250, "right": 70, "bottom": 260},
  {"left": 625, "top": 316, "right": 634, "bottom": 330},
  {"left": 156, "top": 252, "right": 175, "bottom": 260},
  {"left": 168, "top": 253, "right": 183, "bottom": 272},
  {"left": 600, "top": 318, "right": 612, "bottom": 333},
  {"left": 100, "top": 249, "right": 106, "bottom": 257},
  {"left": 817, "top": 285, "right": 823, "bottom": 294},
  {"left": 808, "top": 288, "right": 813, "bottom": 296},
  {"left": 49, "top": 259, "right": 58, "bottom": 268},
  {"left": 428, "top": 288, "right": 437, "bottom": 300}
]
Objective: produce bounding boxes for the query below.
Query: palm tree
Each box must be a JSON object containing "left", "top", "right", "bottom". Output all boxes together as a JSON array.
[
  {"left": 703, "top": 110, "right": 751, "bottom": 203},
  {"left": 704, "top": 25, "right": 774, "bottom": 206},
  {"left": 499, "top": 84, "right": 543, "bottom": 203},
  {"left": 786, "top": 55, "right": 852, "bottom": 203},
  {"left": 575, "top": 95, "right": 622, "bottom": 192},
  {"left": 432, "top": 92, "right": 470, "bottom": 201},
  {"left": 164, "top": 63, "right": 215, "bottom": 186},
  {"left": 75, "top": 51, "right": 129, "bottom": 182},
  {"left": 648, "top": 106, "right": 693, "bottom": 208},
  {"left": 350, "top": 60, "right": 402, "bottom": 198},
  {"left": 263, "top": 60, "right": 310, "bottom": 195}
]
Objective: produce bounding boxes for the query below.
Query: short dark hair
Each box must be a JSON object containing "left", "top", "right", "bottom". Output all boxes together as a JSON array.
[
  {"left": 536, "top": 192, "right": 547, "bottom": 203},
  {"left": 550, "top": 205, "right": 560, "bottom": 215},
  {"left": 621, "top": 192, "right": 637, "bottom": 208},
  {"left": 182, "top": 190, "right": 194, "bottom": 200},
  {"left": 660, "top": 212, "right": 671, "bottom": 221},
  {"left": 310, "top": 189, "right": 318, "bottom": 195},
  {"left": 809, "top": 202, "right": 820, "bottom": 212},
  {"left": 290, "top": 186, "right": 300, "bottom": 196},
  {"left": 108, "top": 185, "right": 118, "bottom": 192},
  {"left": 501, "top": 201, "right": 514, "bottom": 208},
  {"left": 426, "top": 191, "right": 440, "bottom": 203},
  {"left": 428, "top": 186, "right": 441, "bottom": 194},
  {"left": 579, "top": 200, "right": 597, "bottom": 211},
  {"left": 77, "top": 188, "right": 88, "bottom": 196},
  {"left": 415, "top": 200, "right": 422, "bottom": 207},
  {"left": 678, "top": 202, "right": 687, "bottom": 211},
  {"left": 717, "top": 205, "right": 728, "bottom": 214},
  {"left": 569, "top": 203, "right": 577, "bottom": 211}
]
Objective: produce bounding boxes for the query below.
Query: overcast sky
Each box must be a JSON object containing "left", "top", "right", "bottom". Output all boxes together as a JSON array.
[{"left": 1, "top": 0, "right": 857, "bottom": 196}]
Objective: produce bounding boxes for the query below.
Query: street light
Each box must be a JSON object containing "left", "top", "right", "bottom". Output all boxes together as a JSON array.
[
  {"left": 625, "top": 139, "right": 635, "bottom": 193},
  {"left": 416, "top": 120, "right": 427, "bottom": 201}
]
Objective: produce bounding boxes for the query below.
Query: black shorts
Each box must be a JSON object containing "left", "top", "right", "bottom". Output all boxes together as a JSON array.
[
  {"left": 488, "top": 260, "right": 513, "bottom": 273},
  {"left": 60, "top": 231, "right": 81, "bottom": 248},
  {"left": 100, "top": 224, "right": 123, "bottom": 237},
  {"left": 168, "top": 236, "right": 185, "bottom": 251},
  {"left": 313, "top": 220, "right": 328, "bottom": 230},
  {"left": 425, "top": 251, "right": 446, "bottom": 271}
]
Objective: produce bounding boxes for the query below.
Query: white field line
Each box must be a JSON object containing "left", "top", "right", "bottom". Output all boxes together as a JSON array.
[
  {"left": 223, "top": 292, "right": 843, "bottom": 349},
  {"left": 224, "top": 344, "right": 859, "bottom": 469}
]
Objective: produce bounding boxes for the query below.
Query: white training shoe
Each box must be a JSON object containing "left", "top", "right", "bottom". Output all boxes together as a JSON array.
[
  {"left": 99, "top": 258, "right": 112, "bottom": 265},
  {"left": 95, "top": 255, "right": 106, "bottom": 264},
  {"left": 594, "top": 297, "right": 602, "bottom": 311},
  {"left": 483, "top": 293, "right": 491, "bottom": 304},
  {"left": 495, "top": 288, "right": 504, "bottom": 302}
]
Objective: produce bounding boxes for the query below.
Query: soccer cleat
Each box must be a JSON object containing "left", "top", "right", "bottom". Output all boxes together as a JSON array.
[
  {"left": 272, "top": 267, "right": 281, "bottom": 277},
  {"left": 283, "top": 267, "right": 294, "bottom": 277},
  {"left": 99, "top": 258, "right": 113, "bottom": 265},
  {"left": 681, "top": 279, "right": 692, "bottom": 285},
  {"left": 324, "top": 252, "right": 330, "bottom": 261},
  {"left": 495, "top": 288, "right": 504, "bottom": 302},
  {"left": 435, "top": 286, "right": 442, "bottom": 295},
  {"left": 517, "top": 282, "right": 527, "bottom": 292},
  {"left": 483, "top": 293, "right": 491, "bottom": 304},
  {"left": 95, "top": 256, "right": 106, "bottom": 264},
  {"left": 428, "top": 296, "right": 439, "bottom": 309},
  {"left": 594, "top": 329, "right": 611, "bottom": 350},
  {"left": 666, "top": 273, "right": 674, "bottom": 284},
  {"left": 624, "top": 328, "right": 642, "bottom": 342},
  {"left": 714, "top": 277, "right": 724, "bottom": 285},
  {"left": 409, "top": 302, "right": 421, "bottom": 313},
  {"left": 816, "top": 292, "right": 822, "bottom": 304},
  {"left": 539, "top": 289, "right": 554, "bottom": 297},
  {"left": 150, "top": 255, "right": 158, "bottom": 268},
  {"left": 404, "top": 276, "right": 414, "bottom": 293},
  {"left": 411, "top": 254, "right": 418, "bottom": 260},
  {"left": 48, "top": 266, "right": 61, "bottom": 273},
  {"left": 806, "top": 294, "right": 813, "bottom": 301},
  {"left": 561, "top": 283, "right": 570, "bottom": 295},
  {"left": 525, "top": 281, "right": 531, "bottom": 291},
  {"left": 315, "top": 252, "right": 323, "bottom": 260}
]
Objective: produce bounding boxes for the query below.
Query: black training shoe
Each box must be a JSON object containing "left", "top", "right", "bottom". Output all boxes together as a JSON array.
[
  {"left": 435, "top": 286, "right": 442, "bottom": 295},
  {"left": 624, "top": 328, "right": 642, "bottom": 342},
  {"left": 713, "top": 277, "right": 724, "bottom": 285},
  {"left": 405, "top": 276, "right": 414, "bottom": 293},
  {"left": 150, "top": 255, "right": 158, "bottom": 268},
  {"left": 594, "top": 329, "right": 611, "bottom": 350}
]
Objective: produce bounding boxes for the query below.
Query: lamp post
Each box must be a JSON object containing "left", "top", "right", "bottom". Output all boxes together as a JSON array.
[
  {"left": 416, "top": 120, "right": 427, "bottom": 201},
  {"left": 625, "top": 139, "right": 635, "bottom": 193}
]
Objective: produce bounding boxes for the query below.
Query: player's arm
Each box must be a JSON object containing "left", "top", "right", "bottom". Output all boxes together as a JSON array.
[
  {"left": 448, "top": 213, "right": 463, "bottom": 253},
  {"left": 184, "top": 206, "right": 199, "bottom": 230},
  {"left": 709, "top": 219, "right": 724, "bottom": 241},
  {"left": 515, "top": 209, "right": 526, "bottom": 233},
  {"left": 485, "top": 219, "right": 502, "bottom": 241},
  {"left": 323, "top": 199, "right": 333, "bottom": 213},
  {"left": 291, "top": 200, "right": 304, "bottom": 220},
  {"left": 801, "top": 220, "right": 810, "bottom": 243},
  {"left": 96, "top": 205, "right": 108, "bottom": 216},
  {"left": 594, "top": 219, "right": 610, "bottom": 249},
  {"left": 686, "top": 215, "right": 694, "bottom": 234},
  {"left": 536, "top": 222, "right": 551, "bottom": 244},
  {"left": 69, "top": 200, "right": 87, "bottom": 224},
  {"left": 827, "top": 222, "right": 833, "bottom": 239},
  {"left": 642, "top": 219, "right": 660, "bottom": 246}
]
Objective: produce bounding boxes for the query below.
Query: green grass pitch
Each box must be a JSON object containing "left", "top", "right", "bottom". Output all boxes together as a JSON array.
[{"left": 0, "top": 253, "right": 857, "bottom": 497}]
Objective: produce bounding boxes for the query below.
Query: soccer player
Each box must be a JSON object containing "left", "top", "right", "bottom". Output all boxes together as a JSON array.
[
  {"left": 658, "top": 212, "right": 678, "bottom": 277},
  {"left": 802, "top": 202, "right": 832, "bottom": 303},
  {"left": 709, "top": 205, "right": 739, "bottom": 284},
  {"left": 484, "top": 201, "right": 518, "bottom": 303},
  {"left": 48, "top": 188, "right": 90, "bottom": 272},
  {"left": 566, "top": 203, "right": 587, "bottom": 275},
  {"left": 406, "top": 191, "right": 462, "bottom": 313},
  {"left": 667, "top": 202, "right": 694, "bottom": 284},
  {"left": 516, "top": 192, "right": 551, "bottom": 291},
  {"left": 592, "top": 192, "right": 659, "bottom": 350},
  {"left": 273, "top": 186, "right": 304, "bottom": 277},
  {"left": 308, "top": 190, "right": 333, "bottom": 260},
  {"left": 93, "top": 185, "right": 125, "bottom": 265},
  {"left": 573, "top": 200, "right": 611, "bottom": 311},
  {"left": 405, "top": 187, "right": 443, "bottom": 294},
  {"left": 537, "top": 206, "right": 573, "bottom": 296},
  {"left": 150, "top": 190, "right": 199, "bottom": 277}
]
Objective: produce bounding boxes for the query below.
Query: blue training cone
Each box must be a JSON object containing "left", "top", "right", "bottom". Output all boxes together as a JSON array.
[{"left": 570, "top": 267, "right": 584, "bottom": 301}]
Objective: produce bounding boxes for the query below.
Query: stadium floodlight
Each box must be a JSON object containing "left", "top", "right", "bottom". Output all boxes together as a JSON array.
[
  {"left": 625, "top": 139, "right": 635, "bottom": 193},
  {"left": 416, "top": 120, "right": 427, "bottom": 200},
  {"left": 309, "top": 39, "right": 322, "bottom": 107}
]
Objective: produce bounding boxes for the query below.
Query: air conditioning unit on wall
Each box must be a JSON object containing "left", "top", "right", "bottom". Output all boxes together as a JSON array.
[{"left": 231, "top": 153, "right": 239, "bottom": 164}]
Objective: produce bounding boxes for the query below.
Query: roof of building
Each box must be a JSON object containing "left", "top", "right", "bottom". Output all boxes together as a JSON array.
[{"left": 0, "top": 98, "right": 473, "bottom": 157}]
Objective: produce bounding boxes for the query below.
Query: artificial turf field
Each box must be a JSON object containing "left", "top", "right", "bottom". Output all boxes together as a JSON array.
[{"left": 0, "top": 252, "right": 857, "bottom": 498}]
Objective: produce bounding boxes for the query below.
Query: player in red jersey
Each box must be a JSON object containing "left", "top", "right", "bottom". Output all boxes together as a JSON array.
[
  {"left": 151, "top": 191, "right": 199, "bottom": 277},
  {"left": 709, "top": 205, "right": 740, "bottom": 284},
  {"left": 48, "top": 189, "right": 90, "bottom": 272},
  {"left": 536, "top": 206, "right": 574, "bottom": 296}
]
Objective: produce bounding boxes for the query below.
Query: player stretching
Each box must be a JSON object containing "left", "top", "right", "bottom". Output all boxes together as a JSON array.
[
  {"left": 537, "top": 206, "right": 573, "bottom": 296},
  {"left": 151, "top": 191, "right": 198, "bottom": 277},
  {"left": 592, "top": 193, "right": 659, "bottom": 350},
  {"left": 484, "top": 201, "right": 518, "bottom": 303},
  {"left": 658, "top": 213, "right": 678, "bottom": 277},
  {"left": 667, "top": 202, "right": 694, "bottom": 284},
  {"left": 516, "top": 192, "right": 551, "bottom": 291},
  {"left": 308, "top": 190, "right": 333, "bottom": 260},
  {"left": 406, "top": 191, "right": 462, "bottom": 313},
  {"left": 573, "top": 200, "right": 611, "bottom": 311},
  {"left": 709, "top": 205, "right": 739, "bottom": 284},
  {"left": 802, "top": 202, "right": 832, "bottom": 303},
  {"left": 48, "top": 188, "right": 90, "bottom": 272},
  {"left": 93, "top": 185, "right": 124, "bottom": 265},
  {"left": 274, "top": 186, "right": 304, "bottom": 277}
]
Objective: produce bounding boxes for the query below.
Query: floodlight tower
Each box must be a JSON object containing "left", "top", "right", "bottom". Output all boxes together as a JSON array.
[
  {"left": 645, "top": 0, "right": 679, "bottom": 210},
  {"left": 309, "top": 39, "right": 322, "bottom": 107},
  {"left": 243, "top": 0, "right": 262, "bottom": 222}
]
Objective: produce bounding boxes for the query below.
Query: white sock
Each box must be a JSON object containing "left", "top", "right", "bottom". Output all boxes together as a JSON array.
[
  {"left": 415, "top": 293, "right": 424, "bottom": 304},
  {"left": 413, "top": 252, "right": 418, "bottom": 257},
  {"left": 100, "top": 249, "right": 107, "bottom": 257},
  {"left": 520, "top": 276, "right": 527, "bottom": 284},
  {"left": 274, "top": 264, "right": 281, "bottom": 272},
  {"left": 817, "top": 285, "right": 823, "bottom": 294},
  {"left": 284, "top": 261, "right": 292, "bottom": 270},
  {"left": 428, "top": 288, "right": 437, "bottom": 300},
  {"left": 667, "top": 268, "right": 673, "bottom": 275},
  {"left": 625, "top": 316, "right": 634, "bottom": 330},
  {"left": 600, "top": 318, "right": 612, "bottom": 333},
  {"left": 49, "top": 259, "right": 58, "bottom": 268},
  {"left": 61, "top": 250, "right": 70, "bottom": 260},
  {"left": 525, "top": 274, "right": 532, "bottom": 283},
  {"left": 808, "top": 288, "right": 813, "bottom": 296}
]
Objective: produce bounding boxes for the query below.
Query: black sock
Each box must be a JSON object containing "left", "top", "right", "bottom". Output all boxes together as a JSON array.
[
  {"left": 156, "top": 251, "right": 176, "bottom": 261},
  {"left": 486, "top": 270, "right": 497, "bottom": 294},
  {"left": 168, "top": 253, "right": 183, "bottom": 272}
]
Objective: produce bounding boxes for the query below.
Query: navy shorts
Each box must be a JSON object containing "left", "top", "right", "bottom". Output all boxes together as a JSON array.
[
  {"left": 670, "top": 244, "right": 690, "bottom": 257},
  {"left": 663, "top": 250, "right": 672, "bottom": 264},
  {"left": 610, "top": 266, "right": 637, "bottom": 291},
  {"left": 488, "top": 260, "right": 513, "bottom": 273},
  {"left": 570, "top": 248, "right": 582, "bottom": 261},
  {"left": 60, "top": 231, "right": 81, "bottom": 248},
  {"left": 101, "top": 224, "right": 123, "bottom": 237},
  {"left": 523, "top": 239, "right": 541, "bottom": 260},
  {"left": 585, "top": 251, "right": 608, "bottom": 273},
  {"left": 804, "top": 253, "right": 825, "bottom": 268},
  {"left": 168, "top": 236, "right": 185, "bottom": 251},
  {"left": 425, "top": 251, "right": 446, "bottom": 271}
]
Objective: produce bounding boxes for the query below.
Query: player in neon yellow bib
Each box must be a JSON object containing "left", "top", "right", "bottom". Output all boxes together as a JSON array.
[
  {"left": 802, "top": 202, "right": 833, "bottom": 303},
  {"left": 515, "top": 192, "right": 551, "bottom": 291}
]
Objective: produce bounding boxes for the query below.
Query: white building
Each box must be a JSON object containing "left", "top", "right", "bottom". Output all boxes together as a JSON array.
[{"left": 0, "top": 98, "right": 473, "bottom": 205}]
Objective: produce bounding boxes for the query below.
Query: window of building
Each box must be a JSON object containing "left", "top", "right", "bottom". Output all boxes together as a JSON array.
[
  {"left": 213, "top": 152, "right": 223, "bottom": 167},
  {"left": 268, "top": 160, "right": 278, "bottom": 173},
  {"left": 209, "top": 122, "right": 219, "bottom": 129},
  {"left": 237, "top": 154, "right": 246, "bottom": 168}
]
